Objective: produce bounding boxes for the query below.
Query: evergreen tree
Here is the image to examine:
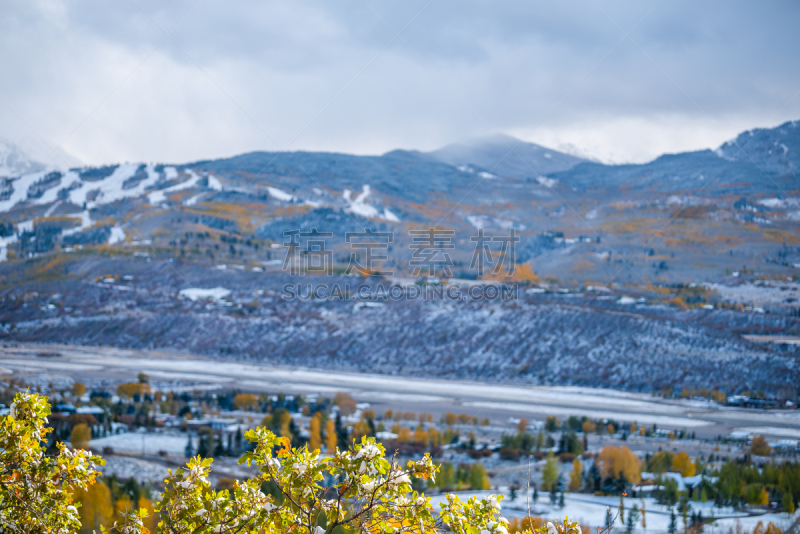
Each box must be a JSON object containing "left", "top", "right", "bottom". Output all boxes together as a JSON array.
[
  {"left": 680, "top": 497, "right": 691, "bottom": 533},
  {"left": 589, "top": 463, "right": 602, "bottom": 492},
  {"left": 509, "top": 486, "right": 517, "bottom": 502},
  {"left": 617, "top": 472, "right": 628, "bottom": 495},
  {"left": 184, "top": 434, "right": 194, "bottom": 457},
  {"left": 668, "top": 509, "right": 677, "bottom": 534},
  {"left": 197, "top": 430, "right": 212, "bottom": 458},
  {"left": 558, "top": 492, "right": 565, "bottom": 509},
  {"left": 783, "top": 491, "right": 795, "bottom": 515},
  {"left": 626, "top": 505, "right": 640, "bottom": 534},
  {"left": 533, "top": 487, "right": 539, "bottom": 504},
  {"left": 556, "top": 472, "right": 565, "bottom": 492},
  {"left": 335, "top": 413, "right": 348, "bottom": 448}
]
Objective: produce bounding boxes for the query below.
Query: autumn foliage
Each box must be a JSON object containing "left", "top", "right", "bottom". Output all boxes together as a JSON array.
[
  {"left": 1, "top": 393, "right": 589, "bottom": 534},
  {"left": 596, "top": 445, "right": 641, "bottom": 484}
]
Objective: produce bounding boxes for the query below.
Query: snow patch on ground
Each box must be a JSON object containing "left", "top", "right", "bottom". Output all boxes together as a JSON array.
[
  {"left": 88, "top": 432, "right": 189, "bottom": 456},
  {"left": 343, "top": 185, "right": 398, "bottom": 221},
  {"left": 207, "top": 174, "right": 223, "bottom": 191},
  {"left": 734, "top": 426, "right": 800, "bottom": 439},
  {"left": 467, "top": 215, "right": 488, "bottom": 229},
  {"left": 666, "top": 195, "right": 708, "bottom": 206},
  {"left": 149, "top": 168, "right": 199, "bottom": 205},
  {"left": 0, "top": 217, "right": 34, "bottom": 260},
  {"left": 61, "top": 211, "right": 93, "bottom": 237},
  {"left": 346, "top": 185, "right": 379, "bottom": 218},
  {"left": 0, "top": 171, "right": 48, "bottom": 212},
  {"left": 267, "top": 186, "right": 294, "bottom": 202},
  {"left": 164, "top": 166, "right": 178, "bottom": 180},
  {"left": 69, "top": 164, "right": 134, "bottom": 207},
  {"left": 711, "top": 281, "right": 800, "bottom": 308},
  {"left": 536, "top": 176, "right": 558, "bottom": 188},
  {"left": 383, "top": 207, "right": 400, "bottom": 222},
  {"left": 32, "top": 172, "right": 73, "bottom": 206},
  {"left": 179, "top": 287, "right": 231, "bottom": 301},
  {"left": 183, "top": 193, "right": 204, "bottom": 206},
  {"left": 60, "top": 164, "right": 163, "bottom": 209},
  {"left": 466, "top": 215, "right": 519, "bottom": 230},
  {"left": 757, "top": 197, "right": 799, "bottom": 209},
  {"left": 108, "top": 226, "right": 126, "bottom": 245},
  {"left": 462, "top": 401, "right": 712, "bottom": 427},
  {"left": 147, "top": 190, "right": 166, "bottom": 204}
]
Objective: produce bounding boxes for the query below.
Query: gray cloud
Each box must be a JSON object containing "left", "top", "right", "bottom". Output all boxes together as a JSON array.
[{"left": 1, "top": 0, "right": 798, "bottom": 166}]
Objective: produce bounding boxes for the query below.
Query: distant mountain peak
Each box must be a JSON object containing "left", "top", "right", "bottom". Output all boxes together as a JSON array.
[
  {"left": 423, "top": 134, "right": 587, "bottom": 180},
  {"left": 0, "top": 139, "right": 81, "bottom": 178}
]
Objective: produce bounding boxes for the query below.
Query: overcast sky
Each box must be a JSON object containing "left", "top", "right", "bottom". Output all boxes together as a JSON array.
[{"left": 1, "top": 0, "right": 799, "bottom": 168}]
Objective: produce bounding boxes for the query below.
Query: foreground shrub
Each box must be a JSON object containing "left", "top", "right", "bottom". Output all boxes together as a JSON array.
[
  {"left": 0, "top": 392, "right": 104, "bottom": 533},
  {"left": 2, "top": 393, "right": 584, "bottom": 534}
]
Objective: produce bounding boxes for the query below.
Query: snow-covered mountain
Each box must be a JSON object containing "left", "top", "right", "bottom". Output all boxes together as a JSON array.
[
  {"left": 0, "top": 140, "right": 44, "bottom": 178},
  {"left": 715, "top": 120, "right": 799, "bottom": 175},
  {"left": 425, "top": 133, "right": 588, "bottom": 179},
  {"left": 0, "top": 139, "right": 81, "bottom": 178},
  {"left": 383, "top": 134, "right": 587, "bottom": 180}
]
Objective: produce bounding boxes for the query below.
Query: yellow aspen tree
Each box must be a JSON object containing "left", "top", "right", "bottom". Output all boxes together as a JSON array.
[
  {"left": 114, "top": 495, "right": 133, "bottom": 524},
  {"left": 672, "top": 451, "right": 696, "bottom": 477},
  {"left": 598, "top": 445, "right": 641, "bottom": 483},
  {"left": 137, "top": 496, "right": 157, "bottom": 532},
  {"left": 77, "top": 482, "right": 113, "bottom": 534},
  {"left": 309, "top": 414, "right": 322, "bottom": 452},
  {"left": 325, "top": 418, "right": 337, "bottom": 452},
  {"left": 71, "top": 423, "right": 92, "bottom": 450},
  {"left": 568, "top": 459, "right": 583, "bottom": 491}
]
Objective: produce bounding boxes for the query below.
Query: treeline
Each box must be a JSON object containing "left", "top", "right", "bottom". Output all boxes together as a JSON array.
[
  {"left": 647, "top": 451, "right": 798, "bottom": 513},
  {"left": 427, "top": 462, "right": 491, "bottom": 491},
  {"left": 714, "top": 459, "right": 797, "bottom": 512}
]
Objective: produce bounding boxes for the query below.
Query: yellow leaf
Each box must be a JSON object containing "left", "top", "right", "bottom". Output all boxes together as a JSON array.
[{"left": 277, "top": 437, "right": 291, "bottom": 457}]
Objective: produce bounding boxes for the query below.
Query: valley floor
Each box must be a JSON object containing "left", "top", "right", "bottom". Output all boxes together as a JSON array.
[{"left": 2, "top": 342, "right": 798, "bottom": 440}]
